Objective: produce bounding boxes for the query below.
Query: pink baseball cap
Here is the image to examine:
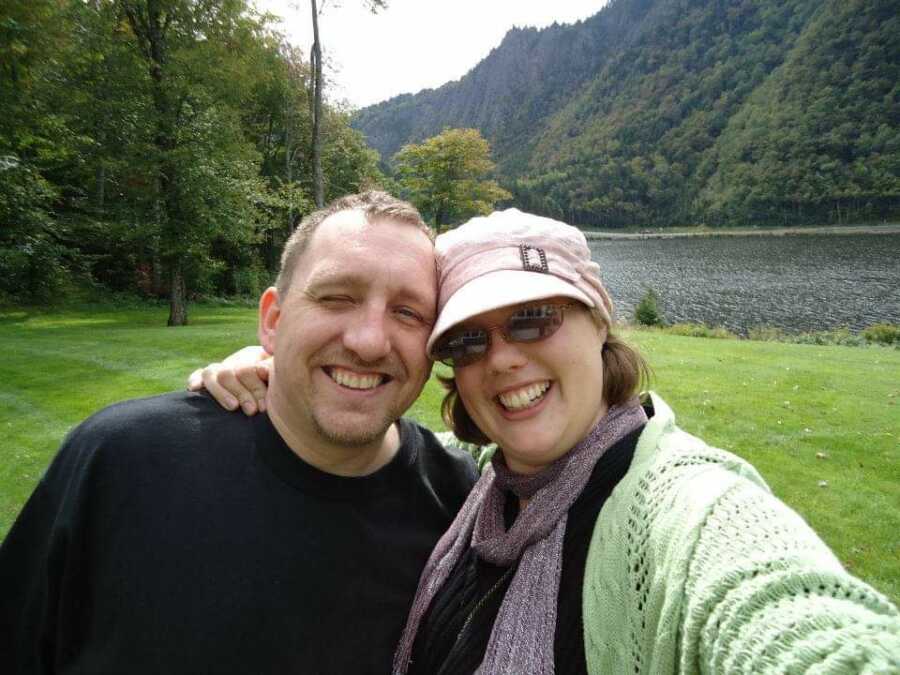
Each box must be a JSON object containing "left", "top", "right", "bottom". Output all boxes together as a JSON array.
[{"left": 426, "top": 209, "right": 614, "bottom": 356}]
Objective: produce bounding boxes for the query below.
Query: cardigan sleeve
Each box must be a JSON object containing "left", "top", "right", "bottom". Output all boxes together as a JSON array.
[
  {"left": 582, "top": 424, "right": 900, "bottom": 674},
  {"left": 678, "top": 471, "right": 900, "bottom": 673}
]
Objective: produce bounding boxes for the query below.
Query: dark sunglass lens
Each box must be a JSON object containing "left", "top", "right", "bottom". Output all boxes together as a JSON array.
[
  {"left": 507, "top": 304, "right": 564, "bottom": 342},
  {"left": 434, "top": 328, "right": 489, "bottom": 366}
]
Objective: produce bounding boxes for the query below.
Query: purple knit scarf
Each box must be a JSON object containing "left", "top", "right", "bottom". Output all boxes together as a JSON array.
[{"left": 393, "top": 399, "right": 647, "bottom": 674}]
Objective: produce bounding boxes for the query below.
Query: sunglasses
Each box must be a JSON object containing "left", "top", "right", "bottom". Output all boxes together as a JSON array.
[{"left": 431, "top": 302, "right": 575, "bottom": 368}]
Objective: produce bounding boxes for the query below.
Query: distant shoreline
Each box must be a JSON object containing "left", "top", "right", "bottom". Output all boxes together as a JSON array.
[{"left": 583, "top": 223, "right": 900, "bottom": 240}]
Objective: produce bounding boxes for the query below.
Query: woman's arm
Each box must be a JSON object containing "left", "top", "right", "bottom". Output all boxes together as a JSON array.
[
  {"left": 583, "top": 441, "right": 900, "bottom": 674},
  {"left": 187, "top": 346, "right": 272, "bottom": 415}
]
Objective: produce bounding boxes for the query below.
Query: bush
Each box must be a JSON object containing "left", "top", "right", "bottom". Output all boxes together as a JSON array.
[
  {"left": 863, "top": 323, "right": 900, "bottom": 346},
  {"left": 791, "top": 327, "right": 866, "bottom": 347},
  {"left": 231, "top": 263, "right": 273, "bottom": 298},
  {"left": 748, "top": 326, "right": 788, "bottom": 342},
  {"left": 665, "top": 323, "right": 737, "bottom": 339},
  {"left": 748, "top": 325, "right": 872, "bottom": 347},
  {"left": 0, "top": 160, "right": 76, "bottom": 303},
  {"left": 0, "top": 236, "right": 74, "bottom": 303},
  {"left": 634, "top": 321, "right": 896, "bottom": 349},
  {"left": 634, "top": 288, "right": 664, "bottom": 326}
]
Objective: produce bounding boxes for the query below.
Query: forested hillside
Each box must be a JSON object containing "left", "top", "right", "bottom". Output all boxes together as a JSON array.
[{"left": 354, "top": 0, "right": 899, "bottom": 228}]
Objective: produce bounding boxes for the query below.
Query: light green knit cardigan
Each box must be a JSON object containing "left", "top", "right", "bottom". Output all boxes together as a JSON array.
[
  {"left": 583, "top": 392, "right": 899, "bottom": 673},
  {"left": 442, "top": 392, "right": 900, "bottom": 673}
]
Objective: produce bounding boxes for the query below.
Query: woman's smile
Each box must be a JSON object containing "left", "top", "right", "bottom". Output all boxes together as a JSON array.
[
  {"left": 495, "top": 380, "right": 551, "bottom": 412},
  {"left": 455, "top": 299, "right": 607, "bottom": 474}
]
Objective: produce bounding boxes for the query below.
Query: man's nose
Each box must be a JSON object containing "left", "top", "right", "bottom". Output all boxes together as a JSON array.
[{"left": 342, "top": 305, "right": 391, "bottom": 362}]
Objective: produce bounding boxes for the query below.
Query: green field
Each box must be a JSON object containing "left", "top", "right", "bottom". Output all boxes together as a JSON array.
[{"left": 1, "top": 304, "right": 897, "bottom": 605}]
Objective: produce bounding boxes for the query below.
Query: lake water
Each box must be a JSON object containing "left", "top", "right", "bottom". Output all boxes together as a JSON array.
[{"left": 588, "top": 232, "right": 900, "bottom": 334}]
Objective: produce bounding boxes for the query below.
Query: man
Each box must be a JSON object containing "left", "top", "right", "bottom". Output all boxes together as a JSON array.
[{"left": 0, "top": 192, "right": 478, "bottom": 674}]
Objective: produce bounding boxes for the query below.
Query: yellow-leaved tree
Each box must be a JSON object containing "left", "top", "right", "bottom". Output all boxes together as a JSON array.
[{"left": 393, "top": 128, "right": 511, "bottom": 232}]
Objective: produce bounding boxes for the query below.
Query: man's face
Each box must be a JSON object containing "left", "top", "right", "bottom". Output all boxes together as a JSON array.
[{"left": 260, "top": 209, "right": 436, "bottom": 451}]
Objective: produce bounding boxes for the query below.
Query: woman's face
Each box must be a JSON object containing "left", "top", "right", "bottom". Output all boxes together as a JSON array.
[{"left": 453, "top": 298, "right": 608, "bottom": 474}]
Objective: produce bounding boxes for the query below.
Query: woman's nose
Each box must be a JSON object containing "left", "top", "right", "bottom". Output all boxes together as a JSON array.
[{"left": 483, "top": 327, "right": 528, "bottom": 373}]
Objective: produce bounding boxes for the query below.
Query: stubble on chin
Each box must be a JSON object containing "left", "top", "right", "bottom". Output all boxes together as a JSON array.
[
  {"left": 309, "top": 406, "right": 399, "bottom": 448},
  {"left": 304, "top": 370, "right": 409, "bottom": 449}
]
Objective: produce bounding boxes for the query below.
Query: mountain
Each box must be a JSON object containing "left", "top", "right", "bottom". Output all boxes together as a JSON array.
[{"left": 352, "top": 0, "right": 899, "bottom": 227}]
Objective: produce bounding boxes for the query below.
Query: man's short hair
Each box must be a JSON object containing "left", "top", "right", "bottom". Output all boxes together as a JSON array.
[{"left": 275, "top": 191, "right": 434, "bottom": 298}]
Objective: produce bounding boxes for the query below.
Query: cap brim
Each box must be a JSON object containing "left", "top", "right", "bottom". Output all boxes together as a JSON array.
[{"left": 427, "top": 270, "right": 594, "bottom": 356}]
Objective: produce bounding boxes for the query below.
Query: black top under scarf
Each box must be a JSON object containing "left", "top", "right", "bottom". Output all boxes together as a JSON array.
[{"left": 408, "top": 422, "right": 644, "bottom": 675}]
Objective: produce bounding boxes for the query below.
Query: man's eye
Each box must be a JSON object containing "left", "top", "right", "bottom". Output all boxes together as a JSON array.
[
  {"left": 395, "top": 306, "right": 427, "bottom": 324},
  {"left": 319, "top": 295, "right": 354, "bottom": 306}
]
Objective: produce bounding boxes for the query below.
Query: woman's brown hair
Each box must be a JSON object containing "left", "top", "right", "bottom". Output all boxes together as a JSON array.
[{"left": 438, "top": 327, "right": 651, "bottom": 446}]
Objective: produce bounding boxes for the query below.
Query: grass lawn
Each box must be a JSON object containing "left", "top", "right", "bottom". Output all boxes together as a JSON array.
[{"left": 1, "top": 304, "right": 897, "bottom": 605}]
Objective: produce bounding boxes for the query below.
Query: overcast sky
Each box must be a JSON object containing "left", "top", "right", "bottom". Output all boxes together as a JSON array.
[{"left": 254, "top": 0, "right": 609, "bottom": 108}]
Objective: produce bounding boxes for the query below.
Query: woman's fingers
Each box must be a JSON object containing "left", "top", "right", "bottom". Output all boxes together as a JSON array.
[
  {"left": 203, "top": 363, "right": 245, "bottom": 412},
  {"left": 234, "top": 358, "right": 272, "bottom": 413},
  {"left": 187, "top": 368, "right": 205, "bottom": 392},
  {"left": 187, "top": 347, "right": 272, "bottom": 415}
]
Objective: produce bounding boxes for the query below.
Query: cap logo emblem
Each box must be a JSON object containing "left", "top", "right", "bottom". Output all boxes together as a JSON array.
[{"left": 519, "top": 244, "right": 549, "bottom": 273}]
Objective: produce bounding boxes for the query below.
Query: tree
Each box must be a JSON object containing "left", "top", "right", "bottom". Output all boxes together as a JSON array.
[
  {"left": 393, "top": 128, "right": 511, "bottom": 232},
  {"left": 118, "top": 0, "right": 268, "bottom": 325},
  {"left": 0, "top": 0, "right": 76, "bottom": 302},
  {"left": 308, "top": 0, "right": 386, "bottom": 207},
  {"left": 1, "top": 0, "right": 389, "bottom": 308},
  {"left": 308, "top": 0, "right": 324, "bottom": 207},
  {"left": 634, "top": 288, "right": 664, "bottom": 326}
]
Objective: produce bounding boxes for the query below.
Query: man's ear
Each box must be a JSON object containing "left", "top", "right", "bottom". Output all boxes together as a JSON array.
[{"left": 259, "top": 287, "right": 281, "bottom": 354}]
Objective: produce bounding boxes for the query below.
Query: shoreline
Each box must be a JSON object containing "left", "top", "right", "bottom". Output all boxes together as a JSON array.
[{"left": 583, "top": 223, "right": 900, "bottom": 240}]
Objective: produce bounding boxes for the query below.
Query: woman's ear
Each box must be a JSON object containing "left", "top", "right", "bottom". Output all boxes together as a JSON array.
[
  {"left": 593, "top": 311, "right": 609, "bottom": 344},
  {"left": 258, "top": 287, "right": 281, "bottom": 355},
  {"left": 598, "top": 323, "right": 608, "bottom": 342}
]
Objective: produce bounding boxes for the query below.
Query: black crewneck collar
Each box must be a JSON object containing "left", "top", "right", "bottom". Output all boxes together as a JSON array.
[{"left": 253, "top": 413, "right": 418, "bottom": 500}]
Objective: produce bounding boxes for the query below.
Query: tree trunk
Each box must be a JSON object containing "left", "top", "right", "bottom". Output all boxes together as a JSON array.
[
  {"left": 96, "top": 163, "right": 106, "bottom": 209},
  {"left": 167, "top": 259, "right": 188, "bottom": 326},
  {"left": 121, "top": 0, "right": 187, "bottom": 325},
  {"left": 286, "top": 103, "right": 295, "bottom": 231},
  {"left": 310, "top": 0, "right": 324, "bottom": 208},
  {"left": 151, "top": 251, "right": 164, "bottom": 296}
]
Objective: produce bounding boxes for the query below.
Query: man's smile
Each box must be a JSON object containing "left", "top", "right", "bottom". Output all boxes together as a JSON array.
[{"left": 324, "top": 365, "right": 391, "bottom": 391}]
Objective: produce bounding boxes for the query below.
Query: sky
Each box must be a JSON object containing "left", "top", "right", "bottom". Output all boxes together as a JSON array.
[{"left": 254, "top": 0, "right": 610, "bottom": 108}]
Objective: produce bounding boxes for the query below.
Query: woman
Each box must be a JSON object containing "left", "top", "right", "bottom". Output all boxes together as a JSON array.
[
  {"left": 196, "top": 209, "right": 899, "bottom": 673},
  {"left": 394, "top": 209, "right": 653, "bottom": 675}
]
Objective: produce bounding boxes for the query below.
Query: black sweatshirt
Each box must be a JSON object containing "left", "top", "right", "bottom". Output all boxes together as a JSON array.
[{"left": 0, "top": 392, "right": 478, "bottom": 674}]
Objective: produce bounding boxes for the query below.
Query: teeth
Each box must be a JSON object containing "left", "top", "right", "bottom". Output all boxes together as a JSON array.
[
  {"left": 329, "top": 367, "right": 384, "bottom": 390},
  {"left": 498, "top": 382, "right": 550, "bottom": 411}
]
